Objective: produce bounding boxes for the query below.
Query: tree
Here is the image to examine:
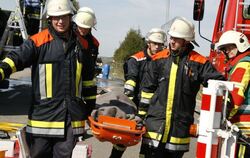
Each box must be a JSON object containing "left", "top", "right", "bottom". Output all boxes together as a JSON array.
[
  {"left": 112, "top": 28, "right": 145, "bottom": 79},
  {"left": 113, "top": 28, "right": 145, "bottom": 63}
]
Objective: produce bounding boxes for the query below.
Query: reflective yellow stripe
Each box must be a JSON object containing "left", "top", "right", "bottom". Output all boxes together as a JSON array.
[
  {"left": 0, "top": 68, "right": 4, "bottom": 80},
  {"left": 28, "top": 120, "right": 64, "bottom": 128},
  {"left": 170, "top": 136, "right": 190, "bottom": 144},
  {"left": 128, "top": 97, "right": 133, "bottom": 100},
  {"left": 85, "top": 95, "right": 96, "bottom": 100},
  {"left": 238, "top": 144, "right": 246, "bottom": 157},
  {"left": 228, "top": 105, "right": 240, "bottom": 119},
  {"left": 76, "top": 60, "right": 82, "bottom": 96},
  {"left": 162, "top": 61, "right": 178, "bottom": 142},
  {"left": 141, "top": 91, "right": 154, "bottom": 99},
  {"left": 46, "top": 64, "right": 52, "bottom": 98},
  {"left": 144, "top": 131, "right": 162, "bottom": 141},
  {"left": 138, "top": 110, "right": 146, "bottom": 115},
  {"left": 125, "top": 79, "right": 136, "bottom": 87},
  {"left": 235, "top": 122, "right": 250, "bottom": 127},
  {"left": 3, "top": 57, "right": 16, "bottom": 73},
  {"left": 71, "top": 121, "right": 85, "bottom": 128},
  {"left": 83, "top": 80, "right": 96, "bottom": 86}
]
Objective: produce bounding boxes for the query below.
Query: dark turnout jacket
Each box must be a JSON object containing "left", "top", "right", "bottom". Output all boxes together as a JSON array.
[
  {"left": 140, "top": 44, "right": 224, "bottom": 151},
  {"left": 0, "top": 26, "right": 96, "bottom": 137}
]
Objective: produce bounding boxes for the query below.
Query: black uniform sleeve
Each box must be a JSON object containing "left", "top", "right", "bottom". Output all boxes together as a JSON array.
[
  {"left": 138, "top": 59, "right": 161, "bottom": 119},
  {"left": 199, "top": 61, "right": 225, "bottom": 87},
  {"left": 0, "top": 39, "right": 36, "bottom": 80},
  {"left": 124, "top": 57, "right": 139, "bottom": 100},
  {"left": 81, "top": 49, "right": 97, "bottom": 117}
]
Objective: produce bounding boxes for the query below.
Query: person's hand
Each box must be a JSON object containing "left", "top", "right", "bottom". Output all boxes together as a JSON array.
[
  {"left": 126, "top": 114, "right": 135, "bottom": 120},
  {"left": 134, "top": 116, "right": 144, "bottom": 129},
  {"left": 124, "top": 88, "right": 134, "bottom": 100},
  {"left": 126, "top": 114, "right": 144, "bottom": 129}
]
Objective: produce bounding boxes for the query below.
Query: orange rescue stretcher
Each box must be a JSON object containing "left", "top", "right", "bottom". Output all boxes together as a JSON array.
[{"left": 88, "top": 115, "right": 146, "bottom": 146}]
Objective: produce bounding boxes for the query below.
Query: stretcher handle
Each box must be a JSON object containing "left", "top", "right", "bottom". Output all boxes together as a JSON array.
[{"left": 88, "top": 116, "right": 146, "bottom": 135}]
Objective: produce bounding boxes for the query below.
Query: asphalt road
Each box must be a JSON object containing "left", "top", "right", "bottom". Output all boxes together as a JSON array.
[{"left": 0, "top": 69, "right": 198, "bottom": 158}]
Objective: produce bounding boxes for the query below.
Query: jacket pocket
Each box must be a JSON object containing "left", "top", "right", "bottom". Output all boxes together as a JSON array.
[{"left": 171, "top": 113, "right": 194, "bottom": 138}]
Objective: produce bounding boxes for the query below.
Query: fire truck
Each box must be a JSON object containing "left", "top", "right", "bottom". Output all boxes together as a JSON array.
[
  {"left": 193, "top": 1, "right": 250, "bottom": 157},
  {"left": 193, "top": 0, "right": 250, "bottom": 77}
]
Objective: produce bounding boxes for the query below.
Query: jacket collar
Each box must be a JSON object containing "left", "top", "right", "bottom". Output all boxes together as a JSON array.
[{"left": 228, "top": 51, "right": 250, "bottom": 67}]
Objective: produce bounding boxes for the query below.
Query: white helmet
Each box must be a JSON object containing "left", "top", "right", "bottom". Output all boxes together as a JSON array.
[
  {"left": 168, "top": 17, "right": 195, "bottom": 41},
  {"left": 146, "top": 28, "right": 166, "bottom": 44},
  {"left": 217, "top": 30, "right": 250, "bottom": 53},
  {"left": 73, "top": 7, "right": 97, "bottom": 29},
  {"left": 46, "top": 0, "right": 73, "bottom": 17}
]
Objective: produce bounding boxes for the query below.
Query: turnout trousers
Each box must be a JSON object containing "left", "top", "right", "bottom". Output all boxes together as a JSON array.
[
  {"left": 27, "top": 114, "right": 78, "bottom": 158},
  {"left": 139, "top": 142, "right": 185, "bottom": 158}
]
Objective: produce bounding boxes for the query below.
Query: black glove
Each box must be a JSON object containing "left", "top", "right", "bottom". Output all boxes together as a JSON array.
[{"left": 124, "top": 88, "right": 134, "bottom": 100}]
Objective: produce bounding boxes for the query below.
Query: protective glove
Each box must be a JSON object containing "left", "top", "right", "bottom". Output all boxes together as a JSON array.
[
  {"left": 124, "top": 88, "right": 134, "bottom": 100},
  {"left": 126, "top": 114, "right": 144, "bottom": 130}
]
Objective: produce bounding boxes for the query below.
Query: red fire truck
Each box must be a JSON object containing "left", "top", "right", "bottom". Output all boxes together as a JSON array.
[
  {"left": 193, "top": 0, "right": 250, "bottom": 77},
  {"left": 192, "top": 1, "right": 250, "bottom": 158}
]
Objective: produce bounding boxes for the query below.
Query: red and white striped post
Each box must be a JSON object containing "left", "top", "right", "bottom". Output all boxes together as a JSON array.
[{"left": 196, "top": 80, "right": 235, "bottom": 158}]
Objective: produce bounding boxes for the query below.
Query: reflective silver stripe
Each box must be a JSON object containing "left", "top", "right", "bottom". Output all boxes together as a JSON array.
[
  {"left": 26, "top": 126, "right": 64, "bottom": 135},
  {"left": 142, "top": 138, "right": 160, "bottom": 147},
  {"left": 39, "top": 64, "right": 46, "bottom": 99},
  {"left": 72, "top": 127, "right": 85, "bottom": 135},
  {"left": 124, "top": 84, "right": 134, "bottom": 91},
  {"left": 140, "top": 98, "right": 150, "bottom": 104},
  {"left": 165, "top": 143, "right": 189, "bottom": 151},
  {"left": 238, "top": 104, "right": 250, "bottom": 111}
]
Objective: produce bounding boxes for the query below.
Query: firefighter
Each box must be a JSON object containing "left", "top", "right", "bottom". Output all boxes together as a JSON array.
[
  {"left": 138, "top": 17, "right": 224, "bottom": 158},
  {"left": 108, "top": 28, "right": 167, "bottom": 158},
  {"left": 73, "top": 7, "right": 99, "bottom": 63},
  {"left": 0, "top": 0, "right": 96, "bottom": 157},
  {"left": 217, "top": 30, "right": 250, "bottom": 158}
]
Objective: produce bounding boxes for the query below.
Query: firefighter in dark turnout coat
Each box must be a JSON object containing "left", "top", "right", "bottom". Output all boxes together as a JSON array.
[
  {"left": 73, "top": 7, "right": 99, "bottom": 63},
  {"left": 139, "top": 17, "right": 225, "bottom": 158},
  {"left": 109, "top": 28, "right": 167, "bottom": 158},
  {"left": 0, "top": 0, "right": 96, "bottom": 157}
]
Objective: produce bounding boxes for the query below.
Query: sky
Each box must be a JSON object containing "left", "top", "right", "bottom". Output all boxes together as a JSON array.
[{"left": 0, "top": 0, "right": 219, "bottom": 57}]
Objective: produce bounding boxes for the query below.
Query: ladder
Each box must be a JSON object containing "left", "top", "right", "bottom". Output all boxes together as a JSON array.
[{"left": 0, "top": 0, "right": 28, "bottom": 57}]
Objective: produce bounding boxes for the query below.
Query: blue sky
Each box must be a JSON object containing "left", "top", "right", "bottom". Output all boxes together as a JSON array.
[{"left": 0, "top": 0, "right": 219, "bottom": 57}]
